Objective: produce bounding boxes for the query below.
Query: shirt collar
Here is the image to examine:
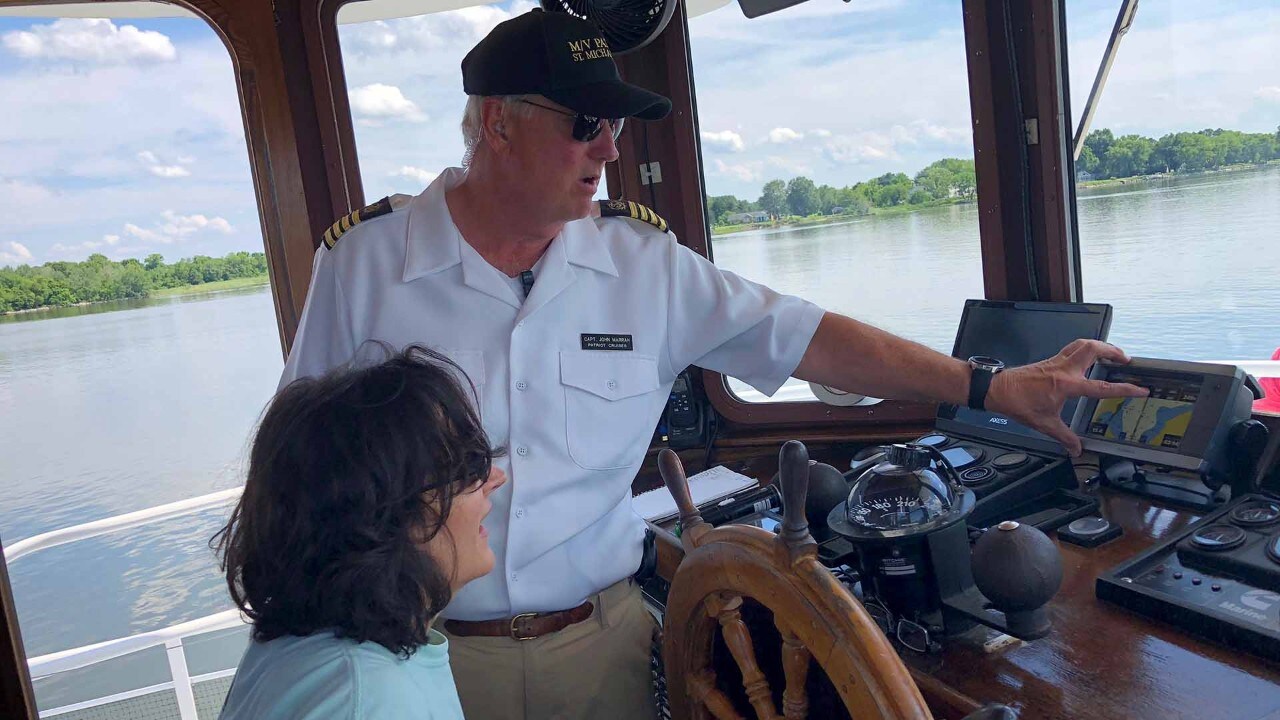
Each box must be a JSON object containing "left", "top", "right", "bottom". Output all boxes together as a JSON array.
[
  {"left": 402, "top": 168, "right": 466, "bottom": 283},
  {"left": 561, "top": 214, "right": 619, "bottom": 278},
  {"left": 402, "top": 167, "right": 618, "bottom": 283}
]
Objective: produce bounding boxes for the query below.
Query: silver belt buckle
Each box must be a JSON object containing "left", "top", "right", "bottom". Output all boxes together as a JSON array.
[{"left": 510, "top": 612, "right": 539, "bottom": 641}]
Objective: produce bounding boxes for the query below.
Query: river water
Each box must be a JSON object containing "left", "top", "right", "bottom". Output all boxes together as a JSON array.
[{"left": 1, "top": 166, "right": 1277, "bottom": 709}]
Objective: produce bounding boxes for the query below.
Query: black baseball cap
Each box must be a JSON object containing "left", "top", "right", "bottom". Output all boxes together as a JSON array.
[{"left": 462, "top": 9, "right": 671, "bottom": 121}]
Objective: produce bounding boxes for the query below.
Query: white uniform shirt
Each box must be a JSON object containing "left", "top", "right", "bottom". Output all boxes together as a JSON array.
[{"left": 280, "top": 167, "right": 825, "bottom": 621}]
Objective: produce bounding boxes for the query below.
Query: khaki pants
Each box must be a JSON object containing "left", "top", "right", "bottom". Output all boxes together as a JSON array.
[{"left": 443, "top": 579, "right": 659, "bottom": 720}]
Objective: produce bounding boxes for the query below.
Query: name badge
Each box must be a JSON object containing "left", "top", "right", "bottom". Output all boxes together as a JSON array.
[{"left": 581, "top": 334, "right": 634, "bottom": 351}]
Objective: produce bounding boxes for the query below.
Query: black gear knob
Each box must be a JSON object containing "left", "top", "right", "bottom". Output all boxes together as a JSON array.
[{"left": 971, "top": 521, "right": 1063, "bottom": 639}]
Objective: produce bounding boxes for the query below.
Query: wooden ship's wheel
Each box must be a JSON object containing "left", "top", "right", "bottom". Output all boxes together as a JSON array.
[{"left": 657, "top": 441, "right": 933, "bottom": 720}]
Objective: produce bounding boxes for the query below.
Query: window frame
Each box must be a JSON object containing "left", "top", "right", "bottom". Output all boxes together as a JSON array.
[{"left": 611, "top": 0, "right": 1081, "bottom": 429}]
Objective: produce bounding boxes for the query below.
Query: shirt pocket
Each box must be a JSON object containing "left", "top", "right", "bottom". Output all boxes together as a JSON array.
[
  {"left": 560, "top": 351, "right": 661, "bottom": 470},
  {"left": 439, "top": 349, "right": 486, "bottom": 413}
]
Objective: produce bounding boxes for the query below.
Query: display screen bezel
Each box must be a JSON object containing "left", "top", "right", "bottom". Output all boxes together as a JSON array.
[{"left": 1071, "top": 360, "right": 1238, "bottom": 470}]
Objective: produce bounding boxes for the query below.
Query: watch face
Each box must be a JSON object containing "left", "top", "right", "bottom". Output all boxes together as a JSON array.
[{"left": 969, "top": 355, "right": 1005, "bottom": 371}]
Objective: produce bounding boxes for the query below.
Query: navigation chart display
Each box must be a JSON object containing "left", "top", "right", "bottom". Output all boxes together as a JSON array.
[{"left": 1086, "top": 373, "right": 1200, "bottom": 450}]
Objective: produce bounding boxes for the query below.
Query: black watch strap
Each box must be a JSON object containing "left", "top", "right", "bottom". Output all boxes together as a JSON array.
[
  {"left": 967, "top": 356, "right": 1004, "bottom": 411},
  {"left": 968, "top": 367, "right": 995, "bottom": 410}
]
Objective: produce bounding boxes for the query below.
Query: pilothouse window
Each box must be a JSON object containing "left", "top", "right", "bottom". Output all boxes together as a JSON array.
[
  {"left": 0, "top": 5, "right": 276, "bottom": 717},
  {"left": 687, "top": 0, "right": 985, "bottom": 404},
  {"left": 337, "top": 1, "right": 611, "bottom": 202},
  {"left": 1065, "top": 0, "right": 1280, "bottom": 366}
]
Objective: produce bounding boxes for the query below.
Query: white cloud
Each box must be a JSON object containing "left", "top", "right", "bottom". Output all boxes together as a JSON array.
[
  {"left": 823, "top": 134, "right": 893, "bottom": 164},
  {"left": 766, "top": 155, "right": 811, "bottom": 176},
  {"left": 49, "top": 239, "right": 103, "bottom": 255},
  {"left": 149, "top": 165, "right": 191, "bottom": 178},
  {"left": 713, "top": 158, "right": 762, "bottom": 183},
  {"left": 340, "top": 3, "right": 535, "bottom": 56},
  {"left": 889, "top": 120, "right": 970, "bottom": 146},
  {"left": 137, "top": 151, "right": 193, "bottom": 178},
  {"left": 159, "top": 211, "right": 232, "bottom": 236},
  {"left": 118, "top": 211, "right": 234, "bottom": 246},
  {"left": 349, "top": 83, "right": 427, "bottom": 123},
  {"left": 123, "top": 223, "right": 166, "bottom": 244},
  {"left": 394, "top": 166, "right": 438, "bottom": 185},
  {"left": 768, "top": 127, "right": 804, "bottom": 144},
  {"left": 815, "top": 121, "right": 968, "bottom": 168},
  {"left": 0, "top": 241, "right": 33, "bottom": 266},
  {"left": 343, "top": 20, "right": 400, "bottom": 53},
  {"left": 701, "top": 130, "right": 745, "bottom": 152},
  {"left": 1, "top": 178, "right": 55, "bottom": 206},
  {"left": 1256, "top": 86, "right": 1280, "bottom": 103},
  {"left": 812, "top": 129, "right": 833, "bottom": 138},
  {"left": 2, "top": 19, "right": 176, "bottom": 64}
]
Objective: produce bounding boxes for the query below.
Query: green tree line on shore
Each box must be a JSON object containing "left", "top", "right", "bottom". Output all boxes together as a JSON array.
[
  {"left": 0, "top": 251, "right": 268, "bottom": 313},
  {"left": 707, "top": 126, "right": 1280, "bottom": 227},
  {"left": 707, "top": 158, "right": 977, "bottom": 227},
  {"left": 1078, "top": 127, "right": 1280, "bottom": 180}
]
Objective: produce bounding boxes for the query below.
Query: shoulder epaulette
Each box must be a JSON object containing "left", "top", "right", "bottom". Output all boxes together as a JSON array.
[
  {"left": 596, "top": 199, "right": 669, "bottom": 233},
  {"left": 322, "top": 196, "right": 395, "bottom": 250}
]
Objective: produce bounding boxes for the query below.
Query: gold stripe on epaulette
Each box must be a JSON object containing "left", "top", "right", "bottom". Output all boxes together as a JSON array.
[
  {"left": 322, "top": 196, "right": 395, "bottom": 250},
  {"left": 597, "top": 199, "right": 669, "bottom": 233}
]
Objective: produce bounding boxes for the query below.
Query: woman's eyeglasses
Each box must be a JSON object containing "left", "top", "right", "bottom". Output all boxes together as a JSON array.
[{"left": 519, "top": 100, "right": 624, "bottom": 143}]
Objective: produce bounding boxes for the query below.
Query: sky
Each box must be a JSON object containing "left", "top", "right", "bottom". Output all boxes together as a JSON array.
[{"left": 0, "top": 0, "right": 1275, "bottom": 267}]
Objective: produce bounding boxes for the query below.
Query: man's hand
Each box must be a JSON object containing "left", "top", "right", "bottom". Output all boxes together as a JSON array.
[{"left": 986, "top": 339, "right": 1148, "bottom": 456}]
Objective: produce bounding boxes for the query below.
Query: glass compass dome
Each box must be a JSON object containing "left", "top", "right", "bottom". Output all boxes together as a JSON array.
[{"left": 828, "top": 444, "right": 974, "bottom": 540}]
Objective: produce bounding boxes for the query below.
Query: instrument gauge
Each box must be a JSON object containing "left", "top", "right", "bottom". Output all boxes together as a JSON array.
[
  {"left": 992, "top": 452, "right": 1029, "bottom": 470},
  {"left": 1229, "top": 501, "right": 1280, "bottom": 527},
  {"left": 1190, "top": 524, "right": 1247, "bottom": 552}
]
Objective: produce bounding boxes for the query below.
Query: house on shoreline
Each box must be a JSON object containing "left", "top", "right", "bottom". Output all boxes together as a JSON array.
[{"left": 725, "top": 211, "right": 770, "bottom": 224}]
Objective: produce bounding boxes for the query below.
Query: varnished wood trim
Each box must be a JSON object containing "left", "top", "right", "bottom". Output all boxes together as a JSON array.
[
  {"left": 0, "top": 546, "right": 36, "bottom": 720},
  {"left": 964, "top": 0, "right": 1077, "bottom": 303},
  {"left": 703, "top": 369, "right": 940, "bottom": 429},
  {"left": 963, "top": 0, "right": 1013, "bottom": 302},
  {"left": 310, "top": 0, "right": 367, "bottom": 218},
  {"left": 612, "top": 1, "right": 709, "bottom": 256},
  {"left": 1024, "top": 0, "right": 1076, "bottom": 302},
  {"left": 908, "top": 670, "right": 982, "bottom": 719}
]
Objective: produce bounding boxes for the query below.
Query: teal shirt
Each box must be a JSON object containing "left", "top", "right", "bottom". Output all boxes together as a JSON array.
[{"left": 218, "top": 629, "right": 464, "bottom": 719}]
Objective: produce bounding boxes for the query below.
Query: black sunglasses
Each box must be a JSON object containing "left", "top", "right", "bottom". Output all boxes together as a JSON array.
[{"left": 519, "top": 99, "right": 624, "bottom": 143}]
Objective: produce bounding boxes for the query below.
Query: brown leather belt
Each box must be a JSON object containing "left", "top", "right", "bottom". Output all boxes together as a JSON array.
[{"left": 444, "top": 601, "right": 594, "bottom": 641}]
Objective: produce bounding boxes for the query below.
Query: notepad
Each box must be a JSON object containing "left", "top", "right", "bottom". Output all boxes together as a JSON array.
[{"left": 632, "top": 465, "right": 758, "bottom": 523}]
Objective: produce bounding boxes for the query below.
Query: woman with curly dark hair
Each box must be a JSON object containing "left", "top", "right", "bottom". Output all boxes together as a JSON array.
[{"left": 215, "top": 345, "right": 503, "bottom": 719}]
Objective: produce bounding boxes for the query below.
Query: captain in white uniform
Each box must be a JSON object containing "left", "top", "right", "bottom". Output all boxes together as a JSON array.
[{"left": 280, "top": 8, "right": 1147, "bottom": 720}]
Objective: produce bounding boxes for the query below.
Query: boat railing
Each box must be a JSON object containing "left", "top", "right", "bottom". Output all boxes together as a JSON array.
[
  {"left": 4, "top": 487, "right": 244, "bottom": 564},
  {"left": 5, "top": 487, "right": 247, "bottom": 720}
]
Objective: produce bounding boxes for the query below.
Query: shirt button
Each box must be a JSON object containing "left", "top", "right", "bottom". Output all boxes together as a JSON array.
[
  {"left": 515, "top": 381, "right": 527, "bottom": 391},
  {"left": 515, "top": 507, "right": 526, "bottom": 519},
  {"left": 516, "top": 446, "right": 529, "bottom": 456},
  {"left": 510, "top": 572, "right": 518, "bottom": 582},
  {"left": 607, "top": 380, "right": 618, "bottom": 389}
]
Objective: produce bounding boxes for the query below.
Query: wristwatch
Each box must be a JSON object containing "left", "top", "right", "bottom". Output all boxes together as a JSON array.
[{"left": 967, "top": 355, "right": 1005, "bottom": 410}]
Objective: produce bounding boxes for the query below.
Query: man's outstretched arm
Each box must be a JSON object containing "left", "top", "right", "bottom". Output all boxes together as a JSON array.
[{"left": 792, "top": 312, "right": 1148, "bottom": 455}]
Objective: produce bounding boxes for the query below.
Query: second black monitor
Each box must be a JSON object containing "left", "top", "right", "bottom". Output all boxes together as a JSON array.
[{"left": 937, "top": 299, "right": 1113, "bottom": 453}]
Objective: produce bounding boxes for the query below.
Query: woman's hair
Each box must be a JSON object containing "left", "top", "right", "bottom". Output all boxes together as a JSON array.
[{"left": 212, "top": 344, "right": 497, "bottom": 658}]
